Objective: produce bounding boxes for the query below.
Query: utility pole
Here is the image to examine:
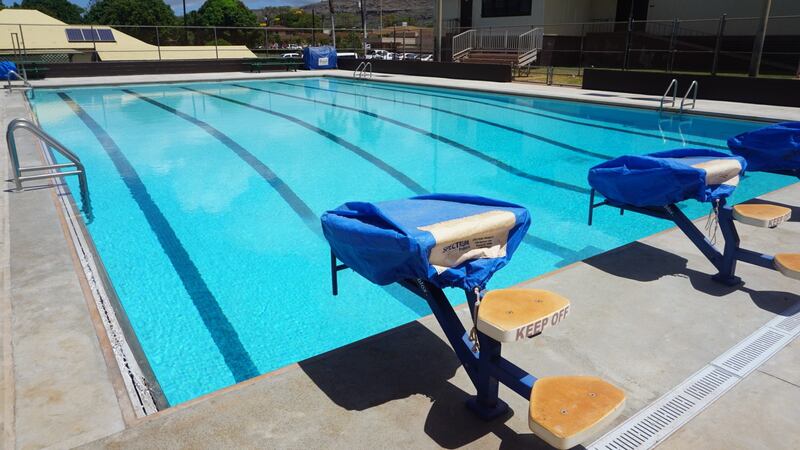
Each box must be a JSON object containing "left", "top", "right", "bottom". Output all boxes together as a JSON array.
[
  {"left": 328, "top": 0, "right": 337, "bottom": 48},
  {"left": 748, "top": 0, "right": 772, "bottom": 77},
  {"left": 359, "top": 0, "right": 367, "bottom": 58},
  {"left": 312, "top": 8, "right": 316, "bottom": 46}
]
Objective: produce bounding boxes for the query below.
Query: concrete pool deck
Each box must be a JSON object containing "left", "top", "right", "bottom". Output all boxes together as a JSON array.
[{"left": 1, "top": 71, "right": 798, "bottom": 449}]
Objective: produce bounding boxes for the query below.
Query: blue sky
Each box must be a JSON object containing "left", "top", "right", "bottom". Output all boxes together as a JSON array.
[{"left": 1, "top": 1, "right": 318, "bottom": 12}]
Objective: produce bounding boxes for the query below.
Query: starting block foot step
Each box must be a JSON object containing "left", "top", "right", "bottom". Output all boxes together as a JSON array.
[
  {"left": 476, "top": 289, "right": 570, "bottom": 342},
  {"left": 774, "top": 253, "right": 800, "bottom": 280},
  {"left": 732, "top": 204, "right": 792, "bottom": 228},
  {"left": 529, "top": 376, "right": 626, "bottom": 450}
]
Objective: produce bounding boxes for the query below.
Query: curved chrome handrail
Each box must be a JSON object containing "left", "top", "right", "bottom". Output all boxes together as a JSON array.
[
  {"left": 6, "top": 118, "right": 91, "bottom": 216},
  {"left": 4, "top": 70, "right": 32, "bottom": 90},
  {"left": 659, "top": 79, "right": 678, "bottom": 110},
  {"left": 353, "top": 61, "right": 367, "bottom": 79},
  {"left": 680, "top": 80, "right": 699, "bottom": 113}
]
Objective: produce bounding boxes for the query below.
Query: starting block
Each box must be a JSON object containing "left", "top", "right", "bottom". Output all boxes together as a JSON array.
[
  {"left": 323, "top": 194, "right": 625, "bottom": 448},
  {"left": 588, "top": 149, "right": 800, "bottom": 285}
]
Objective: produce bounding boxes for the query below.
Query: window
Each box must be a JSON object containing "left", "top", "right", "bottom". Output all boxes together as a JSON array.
[
  {"left": 64, "top": 28, "right": 116, "bottom": 42},
  {"left": 481, "top": 0, "right": 532, "bottom": 18}
]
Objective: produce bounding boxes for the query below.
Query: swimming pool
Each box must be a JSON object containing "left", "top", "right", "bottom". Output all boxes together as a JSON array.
[{"left": 29, "top": 77, "right": 793, "bottom": 406}]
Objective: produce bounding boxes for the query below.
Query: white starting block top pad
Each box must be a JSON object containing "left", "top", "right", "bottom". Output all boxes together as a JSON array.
[
  {"left": 476, "top": 289, "right": 570, "bottom": 342},
  {"left": 774, "top": 253, "right": 800, "bottom": 280},
  {"left": 689, "top": 157, "right": 742, "bottom": 187},
  {"left": 529, "top": 376, "right": 626, "bottom": 450},
  {"left": 733, "top": 204, "right": 792, "bottom": 228}
]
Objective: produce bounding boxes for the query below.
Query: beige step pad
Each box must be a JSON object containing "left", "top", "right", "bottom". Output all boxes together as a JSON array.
[
  {"left": 732, "top": 204, "right": 792, "bottom": 228},
  {"left": 774, "top": 253, "right": 800, "bottom": 280},
  {"left": 476, "top": 289, "right": 570, "bottom": 342},
  {"left": 529, "top": 376, "right": 626, "bottom": 450}
]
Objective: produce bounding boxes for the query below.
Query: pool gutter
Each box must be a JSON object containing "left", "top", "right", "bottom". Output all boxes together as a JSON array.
[{"left": 23, "top": 96, "right": 169, "bottom": 417}]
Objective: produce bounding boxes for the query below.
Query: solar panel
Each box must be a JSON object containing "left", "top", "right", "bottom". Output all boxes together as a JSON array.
[
  {"left": 65, "top": 28, "right": 84, "bottom": 42},
  {"left": 82, "top": 29, "right": 100, "bottom": 41},
  {"left": 96, "top": 29, "right": 115, "bottom": 42}
]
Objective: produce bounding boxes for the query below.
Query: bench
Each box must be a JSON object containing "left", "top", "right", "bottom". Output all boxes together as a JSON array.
[{"left": 248, "top": 59, "right": 303, "bottom": 73}]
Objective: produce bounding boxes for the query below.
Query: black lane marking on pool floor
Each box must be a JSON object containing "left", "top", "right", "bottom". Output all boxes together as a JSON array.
[
  {"left": 58, "top": 92, "right": 260, "bottom": 383},
  {"left": 325, "top": 78, "right": 730, "bottom": 150},
  {"left": 230, "top": 83, "right": 589, "bottom": 195},
  {"left": 120, "top": 89, "right": 320, "bottom": 236},
  {"left": 179, "top": 86, "right": 427, "bottom": 196},
  {"left": 220, "top": 84, "right": 592, "bottom": 261},
  {"left": 276, "top": 82, "right": 612, "bottom": 162}
]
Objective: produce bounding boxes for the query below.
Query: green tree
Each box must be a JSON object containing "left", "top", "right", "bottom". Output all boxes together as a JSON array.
[
  {"left": 17, "top": 0, "right": 83, "bottom": 23},
  {"left": 85, "top": 0, "right": 176, "bottom": 26},
  {"left": 195, "top": 0, "right": 257, "bottom": 28}
]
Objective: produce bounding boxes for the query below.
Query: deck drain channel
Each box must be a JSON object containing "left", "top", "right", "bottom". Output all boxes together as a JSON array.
[{"left": 588, "top": 302, "right": 800, "bottom": 450}]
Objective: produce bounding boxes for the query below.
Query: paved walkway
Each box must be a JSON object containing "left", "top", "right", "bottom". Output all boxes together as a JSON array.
[{"left": 1, "top": 72, "right": 798, "bottom": 449}]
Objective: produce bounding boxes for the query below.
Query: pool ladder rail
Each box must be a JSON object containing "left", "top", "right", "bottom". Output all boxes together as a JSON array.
[
  {"left": 4, "top": 70, "right": 32, "bottom": 91},
  {"left": 680, "top": 80, "right": 699, "bottom": 113},
  {"left": 353, "top": 61, "right": 373, "bottom": 80},
  {"left": 659, "top": 79, "right": 699, "bottom": 114},
  {"left": 6, "top": 118, "right": 92, "bottom": 217}
]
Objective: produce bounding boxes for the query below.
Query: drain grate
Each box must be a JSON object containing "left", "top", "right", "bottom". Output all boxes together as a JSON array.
[{"left": 589, "top": 305, "right": 800, "bottom": 450}]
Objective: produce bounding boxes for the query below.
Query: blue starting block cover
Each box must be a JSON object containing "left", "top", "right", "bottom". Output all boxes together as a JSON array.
[
  {"left": 728, "top": 122, "right": 800, "bottom": 172},
  {"left": 321, "top": 194, "right": 531, "bottom": 291},
  {"left": 0, "top": 61, "right": 18, "bottom": 80},
  {"left": 588, "top": 149, "right": 747, "bottom": 207},
  {"left": 303, "top": 46, "right": 337, "bottom": 70}
]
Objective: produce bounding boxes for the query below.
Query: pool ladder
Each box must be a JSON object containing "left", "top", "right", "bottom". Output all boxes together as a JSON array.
[
  {"left": 659, "top": 79, "right": 699, "bottom": 113},
  {"left": 353, "top": 61, "right": 373, "bottom": 80},
  {"left": 6, "top": 118, "right": 91, "bottom": 216}
]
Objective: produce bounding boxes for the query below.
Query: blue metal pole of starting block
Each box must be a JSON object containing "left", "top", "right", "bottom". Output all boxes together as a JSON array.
[{"left": 331, "top": 251, "right": 537, "bottom": 420}]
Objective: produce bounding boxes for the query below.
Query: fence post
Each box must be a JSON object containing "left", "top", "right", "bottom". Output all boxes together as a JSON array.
[
  {"left": 623, "top": 16, "right": 632, "bottom": 70},
  {"left": 213, "top": 26, "right": 219, "bottom": 60},
  {"left": 156, "top": 26, "right": 162, "bottom": 61},
  {"left": 578, "top": 23, "right": 585, "bottom": 72},
  {"left": 748, "top": 0, "right": 772, "bottom": 77},
  {"left": 91, "top": 25, "right": 98, "bottom": 62},
  {"left": 711, "top": 14, "right": 726, "bottom": 76},
  {"left": 668, "top": 18, "right": 678, "bottom": 73}
]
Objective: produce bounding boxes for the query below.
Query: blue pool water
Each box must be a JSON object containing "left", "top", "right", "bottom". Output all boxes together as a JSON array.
[{"left": 29, "top": 78, "right": 792, "bottom": 405}]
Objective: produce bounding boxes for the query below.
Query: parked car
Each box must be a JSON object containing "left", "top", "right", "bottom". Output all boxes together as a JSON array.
[
  {"left": 420, "top": 54, "right": 433, "bottom": 62},
  {"left": 402, "top": 53, "right": 418, "bottom": 60},
  {"left": 367, "top": 49, "right": 390, "bottom": 60},
  {"left": 281, "top": 52, "right": 301, "bottom": 58},
  {"left": 337, "top": 52, "right": 357, "bottom": 58}
]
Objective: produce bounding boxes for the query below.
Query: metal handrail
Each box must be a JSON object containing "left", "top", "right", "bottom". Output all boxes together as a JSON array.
[
  {"left": 680, "top": 80, "right": 699, "bottom": 112},
  {"left": 6, "top": 118, "right": 90, "bottom": 214},
  {"left": 659, "top": 79, "right": 678, "bottom": 110},
  {"left": 353, "top": 61, "right": 372, "bottom": 80},
  {"left": 5, "top": 70, "right": 32, "bottom": 90},
  {"left": 452, "top": 29, "right": 475, "bottom": 61},
  {"left": 353, "top": 61, "right": 366, "bottom": 78}
]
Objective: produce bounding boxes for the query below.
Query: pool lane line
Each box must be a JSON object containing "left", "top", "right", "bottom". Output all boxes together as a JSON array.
[
  {"left": 274, "top": 81, "right": 613, "bottom": 161},
  {"left": 58, "top": 92, "right": 260, "bottom": 384},
  {"left": 229, "top": 83, "right": 590, "bottom": 195},
  {"left": 323, "top": 78, "right": 730, "bottom": 150},
  {"left": 175, "top": 86, "right": 589, "bottom": 262},
  {"left": 119, "top": 89, "right": 320, "bottom": 236},
  {"left": 179, "top": 86, "right": 427, "bottom": 196},
  {"left": 215, "top": 84, "right": 595, "bottom": 261}
]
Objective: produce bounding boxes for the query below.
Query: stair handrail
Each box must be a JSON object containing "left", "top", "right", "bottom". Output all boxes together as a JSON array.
[
  {"left": 680, "top": 80, "right": 698, "bottom": 113},
  {"left": 659, "top": 79, "right": 678, "bottom": 110},
  {"left": 517, "top": 27, "right": 543, "bottom": 68},
  {"left": 452, "top": 29, "right": 475, "bottom": 61},
  {"left": 6, "top": 118, "right": 90, "bottom": 214}
]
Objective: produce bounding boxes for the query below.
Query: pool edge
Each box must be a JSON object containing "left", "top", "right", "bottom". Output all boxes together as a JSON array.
[{"left": 22, "top": 94, "right": 169, "bottom": 419}]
